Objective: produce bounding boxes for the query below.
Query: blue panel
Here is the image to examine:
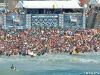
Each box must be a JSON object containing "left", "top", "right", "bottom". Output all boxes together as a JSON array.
[
  {"left": 28, "top": 19, "right": 31, "bottom": 22},
  {"left": 83, "top": 16, "right": 86, "bottom": 19},
  {"left": 4, "top": 17, "right": 6, "bottom": 19},
  {"left": 62, "top": 22, "right": 64, "bottom": 24},
  {"left": 62, "top": 16, "right": 64, "bottom": 18},
  {"left": 83, "top": 26, "right": 86, "bottom": 29},
  {"left": 32, "top": 14, "right": 59, "bottom": 27},
  {"left": 26, "top": 17, "right": 28, "bottom": 19},
  {"left": 2, "top": 26, "right": 8, "bottom": 30},
  {"left": 42, "top": 23, "right": 45, "bottom": 26},
  {"left": 51, "top": 23, "right": 54, "bottom": 26},
  {"left": 20, "top": 26, "right": 23, "bottom": 29},
  {"left": 59, "top": 14, "right": 61, "bottom": 16},
  {"left": 29, "top": 14, "right": 31, "bottom": 16},
  {"left": 17, "top": 26, "right": 23, "bottom": 29},
  {"left": 29, "top": 24, "right": 31, "bottom": 27},
  {"left": 38, "top": 23, "right": 40, "bottom": 26},
  {"left": 2, "top": 26, "right": 4, "bottom": 29},
  {"left": 5, "top": 14, "right": 26, "bottom": 30},
  {"left": 64, "top": 14, "right": 83, "bottom": 29},
  {"left": 26, "top": 22, "right": 28, "bottom": 24},
  {"left": 83, "top": 21, "right": 86, "bottom": 24},
  {"left": 4, "top": 22, "right": 6, "bottom": 24},
  {"left": 59, "top": 24, "right": 61, "bottom": 26}
]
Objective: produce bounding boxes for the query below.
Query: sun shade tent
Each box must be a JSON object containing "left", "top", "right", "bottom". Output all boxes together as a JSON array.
[
  {"left": 15, "top": 1, "right": 23, "bottom": 8},
  {"left": 89, "top": 0, "right": 100, "bottom": 4},
  {"left": 15, "top": 1, "right": 82, "bottom": 9},
  {"left": 73, "top": 0, "right": 81, "bottom": 4}
]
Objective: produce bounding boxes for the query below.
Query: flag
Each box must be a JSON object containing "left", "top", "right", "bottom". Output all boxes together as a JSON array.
[
  {"left": 52, "top": 4, "right": 55, "bottom": 9},
  {"left": 81, "top": 0, "right": 85, "bottom": 5}
]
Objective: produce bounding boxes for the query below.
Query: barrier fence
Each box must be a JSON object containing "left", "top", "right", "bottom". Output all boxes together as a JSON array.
[{"left": 0, "top": 13, "right": 85, "bottom": 30}]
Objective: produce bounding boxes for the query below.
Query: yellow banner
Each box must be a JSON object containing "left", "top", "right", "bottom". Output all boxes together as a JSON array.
[{"left": 52, "top": 4, "right": 55, "bottom": 8}]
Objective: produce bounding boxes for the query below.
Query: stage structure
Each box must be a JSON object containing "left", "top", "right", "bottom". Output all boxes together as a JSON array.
[{"left": 1, "top": 0, "right": 86, "bottom": 30}]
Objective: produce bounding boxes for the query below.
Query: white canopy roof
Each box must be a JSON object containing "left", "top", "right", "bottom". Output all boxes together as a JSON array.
[
  {"left": 69, "top": 0, "right": 81, "bottom": 3},
  {"left": 89, "top": 0, "right": 100, "bottom": 4},
  {"left": 15, "top": 1, "right": 82, "bottom": 9},
  {"left": 15, "top": 1, "right": 23, "bottom": 8}
]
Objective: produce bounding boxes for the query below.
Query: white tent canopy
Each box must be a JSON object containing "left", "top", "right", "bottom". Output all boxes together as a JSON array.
[
  {"left": 89, "top": 0, "right": 100, "bottom": 5},
  {"left": 69, "top": 0, "right": 81, "bottom": 4},
  {"left": 15, "top": 1, "right": 82, "bottom": 9},
  {"left": 15, "top": 1, "right": 23, "bottom": 8}
]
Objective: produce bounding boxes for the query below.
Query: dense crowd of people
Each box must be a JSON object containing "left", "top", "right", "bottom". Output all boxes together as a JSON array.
[
  {"left": 88, "top": 6, "right": 100, "bottom": 14},
  {"left": 0, "top": 27, "right": 100, "bottom": 56},
  {"left": 26, "top": 9, "right": 82, "bottom": 14}
]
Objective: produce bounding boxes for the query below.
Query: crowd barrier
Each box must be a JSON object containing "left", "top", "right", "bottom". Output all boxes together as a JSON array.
[{"left": 0, "top": 13, "right": 86, "bottom": 30}]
